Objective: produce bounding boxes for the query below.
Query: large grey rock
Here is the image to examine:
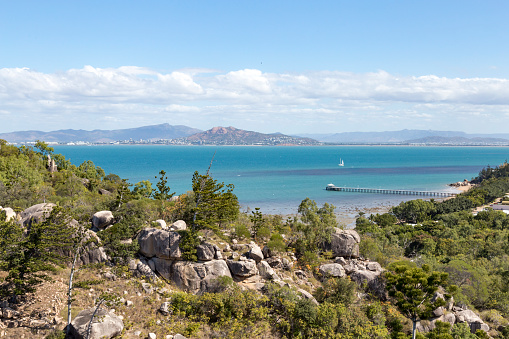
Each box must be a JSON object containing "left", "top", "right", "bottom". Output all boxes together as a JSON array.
[
  {"left": 151, "top": 258, "right": 231, "bottom": 294},
  {"left": 20, "top": 203, "right": 56, "bottom": 227},
  {"left": 349, "top": 269, "right": 381, "bottom": 285},
  {"left": 77, "top": 230, "right": 109, "bottom": 266},
  {"left": 366, "top": 261, "right": 382, "bottom": 272},
  {"left": 92, "top": 211, "right": 114, "bottom": 230},
  {"left": 69, "top": 307, "right": 123, "bottom": 339},
  {"left": 249, "top": 244, "right": 264, "bottom": 262},
  {"left": 138, "top": 228, "right": 181, "bottom": 259},
  {"left": 1, "top": 207, "right": 16, "bottom": 222},
  {"left": 130, "top": 259, "right": 158, "bottom": 281},
  {"left": 171, "top": 260, "right": 232, "bottom": 294},
  {"left": 329, "top": 228, "right": 360, "bottom": 258},
  {"left": 227, "top": 259, "right": 258, "bottom": 278},
  {"left": 98, "top": 188, "right": 112, "bottom": 195},
  {"left": 437, "top": 313, "right": 456, "bottom": 326},
  {"left": 257, "top": 260, "right": 279, "bottom": 281},
  {"left": 455, "top": 309, "right": 489, "bottom": 332},
  {"left": 262, "top": 245, "right": 272, "bottom": 258},
  {"left": 265, "top": 257, "right": 283, "bottom": 269},
  {"left": 197, "top": 242, "right": 216, "bottom": 261},
  {"left": 170, "top": 220, "right": 187, "bottom": 231},
  {"left": 319, "top": 263, "right": 346, "bottom": 278},
  {"left": 349, "top": 268, "right": 386, "bottom": 298}
]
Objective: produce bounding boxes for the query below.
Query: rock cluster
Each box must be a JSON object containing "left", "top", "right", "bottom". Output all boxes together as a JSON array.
[{"left": 416, "top": 292, "right": 489, "bottom": 334}]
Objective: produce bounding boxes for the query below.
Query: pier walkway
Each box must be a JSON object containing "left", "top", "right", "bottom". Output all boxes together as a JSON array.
[{"left": 325, "top": 184, "right": 457, "bottom": 198}]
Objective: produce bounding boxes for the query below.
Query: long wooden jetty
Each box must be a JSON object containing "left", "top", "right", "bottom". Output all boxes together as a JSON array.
[{"left": 325, "top": 184, "right": 457, "bottom": 198}]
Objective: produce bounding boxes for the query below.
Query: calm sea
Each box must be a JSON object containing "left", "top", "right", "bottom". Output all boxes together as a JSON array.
[{"left": 52, "top": 145, "right": 509, "bottom": 216}]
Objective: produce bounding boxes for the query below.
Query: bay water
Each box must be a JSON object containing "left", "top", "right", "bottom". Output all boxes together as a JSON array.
[{"left": 52, "top": 145, "right": 509, "bottom": 219}]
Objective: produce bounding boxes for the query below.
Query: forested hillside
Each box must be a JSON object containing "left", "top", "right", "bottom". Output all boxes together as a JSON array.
[{"left": 1, "top": 140, "right": 509, "bottom": 338}]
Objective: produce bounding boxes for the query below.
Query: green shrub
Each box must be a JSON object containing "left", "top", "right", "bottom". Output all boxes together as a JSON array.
[{"left": 267, "top": 232, "right": 286, "bottom": 253}]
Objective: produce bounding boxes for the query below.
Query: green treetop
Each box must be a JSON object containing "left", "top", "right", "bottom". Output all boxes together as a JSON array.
[{"left": 385, "top": 263, "right": 453, "bottom": 339}]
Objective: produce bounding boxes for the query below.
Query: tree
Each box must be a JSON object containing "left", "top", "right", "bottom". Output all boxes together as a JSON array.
[
  {"left": 191, "top": 170, "right": 239, "bottom": 233},
  {"left": 152, "top": 170, "right": 174, "bottom": 201},
  {"left": 293, "top": 198, "right": 337, "bottom": 254},
  {"left": 391, "top": 199, "right": 436, "bottom": 224},
  {"left": 133, "top": 180, "right": 154, "bottom": 199},
  {"left": 34, "top": 140, "right": 54, "bottom": 158},
  {"left": 250, "top": 207, "right": 264, "bottom": 240},
  {"left": 0, "top": 206, "right": 75, "bottom": 297},
  {"left": 385, "top": 264, "right": 452, "bottom": 339}
]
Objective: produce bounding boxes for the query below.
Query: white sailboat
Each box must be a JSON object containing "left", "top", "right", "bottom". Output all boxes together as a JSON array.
[{"left": 338, "top": 158, "right": 344, "bottom": 167}]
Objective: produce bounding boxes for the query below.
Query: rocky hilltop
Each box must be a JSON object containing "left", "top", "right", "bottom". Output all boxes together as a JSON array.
[{"left": 184, "top": 126, "right": 320, "bottom": 145}]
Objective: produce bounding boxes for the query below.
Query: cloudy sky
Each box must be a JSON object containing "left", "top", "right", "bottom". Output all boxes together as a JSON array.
[{"left": 1, "top": 1, "right": 509, "bottom": 134}]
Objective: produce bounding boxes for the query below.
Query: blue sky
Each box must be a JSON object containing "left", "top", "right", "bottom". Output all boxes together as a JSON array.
[{"left": 1, "top": 1, "right": 509, "bottom": 134}]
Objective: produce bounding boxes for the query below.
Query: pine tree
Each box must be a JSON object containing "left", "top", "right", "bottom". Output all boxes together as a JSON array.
[
  {"left": 385, "top": 264, "right": 453, "bottom": 339},
  {"left": 191, "top": 171, "right": 239, "bottom": 233},
  {"left": 0, "top": 206, "right": 75, "bottom": 297}
]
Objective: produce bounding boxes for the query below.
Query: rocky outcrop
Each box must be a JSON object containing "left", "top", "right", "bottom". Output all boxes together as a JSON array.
[
  {"left": 92, "top": 211, "right": 114, "bottom": 230},
  {"left": 69, "top": 307, "right": 123, "bottom": 339},
  {"left": 138, "top": 228, "right": 182, "bottom": 260},
  {"left": 128, "top": 258, "right": 158, "bottom": 281},
  {"left": 227, "top": 259, "right": 258, "bottom": 279},
  {"left": 329, "top": 228, "right": 360, "bottom": 258},
  {"left": 319, "top": 263, "right": 346, "bottom": 278},
  {"left": 47, "top": 155, "right": 57, "bottom": 173},
  {"left": 257, "top": 260, "right": 280, "bottom": 281},
  {"left": 151, "top": 258, "right": 232, "bottom": 294},
  {"left": 197, "top": 242, "right": 222, "bottom": 261},
  {"left": 455, "top": 309, "right": 489, "bottom": 332},
  {"left": 77, "top": 230, "right": 110, "bottom": 266},
  {"left": 20, "top": 203, "right": 56, "bottom": 227}
]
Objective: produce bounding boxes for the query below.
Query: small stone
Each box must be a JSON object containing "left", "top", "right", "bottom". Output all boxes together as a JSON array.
[
  {"left": 125, "top": 300, "right": 133, "bottom": 307},
  {"left": 148, "top": 333, "right": 157, "bottom": 339},
  {"left": 134, "top": 330, "right": 142, "bottom": 336},
  {"left": 159, "top": 302, "right": 171, "bottom": 315},
  {"left": 142, "top": 283, "right": 154, "bottom": 294}
]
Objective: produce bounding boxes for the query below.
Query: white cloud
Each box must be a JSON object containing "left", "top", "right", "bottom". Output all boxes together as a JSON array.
[{"left": 2, "top": 66, "right": 509, "bottom": 133}]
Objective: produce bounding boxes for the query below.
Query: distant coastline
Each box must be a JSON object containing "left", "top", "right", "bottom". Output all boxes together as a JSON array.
[{"left": 3, "top": 124, "right": 509, "bottom": 146}]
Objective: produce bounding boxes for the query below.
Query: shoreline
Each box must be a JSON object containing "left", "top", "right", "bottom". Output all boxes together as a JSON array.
[{"left": 250, "top": 183, "right": 473, "bottom": 229}]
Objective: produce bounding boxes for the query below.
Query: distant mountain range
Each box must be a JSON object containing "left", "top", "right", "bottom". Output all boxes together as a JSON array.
[
  {"left": 0, "top": 124, "right": 319, "bottom": 146},
  {"left": 2, "top": 125, "right": 509, "bottom": 145},
  {"left": 0, "top": 123, "right": 202, "bottom": 143},
  {"left": 297, "top": 129, "right": 509, "bottom": 144}
]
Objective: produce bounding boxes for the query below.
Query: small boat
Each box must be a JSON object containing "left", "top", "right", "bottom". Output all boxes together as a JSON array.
[{"left": 338, "top": 158, "right": 344, "bottom": 167}]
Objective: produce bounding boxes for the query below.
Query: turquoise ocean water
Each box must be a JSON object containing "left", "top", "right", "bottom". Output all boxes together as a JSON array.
[{"left": 52, "top": 145, "right": 509, "bottom": 215}]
